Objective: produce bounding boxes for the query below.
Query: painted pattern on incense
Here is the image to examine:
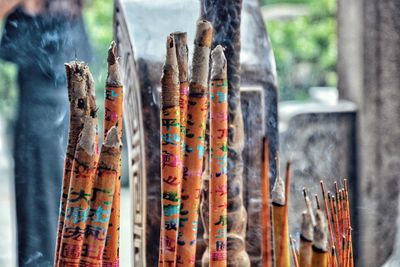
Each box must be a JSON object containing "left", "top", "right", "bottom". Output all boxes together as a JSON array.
[
  {"left": 210, "top": 79, "right": 228, "bottom": 265},
  {"left": 79, "top": 144, "right": 120, "bottom": 266},
  {"left": 160, "top": 106, "right": 182, "bottom": 266},
  {"left": 179, "top": 83, "right": 189, "bottom": 158},
  {"left": 176, "top": 94, "right": 208, "bottom": 266},
  {"left": 103, "top": 86, "right": 123, "bottom": 266},
  {"left": 59, "top": 141, "right": 98, "bottom": 266}
]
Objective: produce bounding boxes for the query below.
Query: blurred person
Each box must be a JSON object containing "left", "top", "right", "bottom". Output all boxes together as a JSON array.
[{"left": 0, "top": 0, "right": 91, "bottom": 266}]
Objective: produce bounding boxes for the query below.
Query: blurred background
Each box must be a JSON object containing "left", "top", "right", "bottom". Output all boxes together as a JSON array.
[{"left": 1, "top": 0, "right": 399, "bottom": 267}]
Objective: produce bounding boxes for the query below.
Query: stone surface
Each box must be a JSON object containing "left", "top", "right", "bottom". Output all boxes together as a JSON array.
[{"left": 337, "top": 0, "right": 400, "bottom": 266}]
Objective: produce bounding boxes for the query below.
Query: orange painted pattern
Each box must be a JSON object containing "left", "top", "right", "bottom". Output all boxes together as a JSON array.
[{"left": 209, "top": 79, "right": 228, "bottom": 266}]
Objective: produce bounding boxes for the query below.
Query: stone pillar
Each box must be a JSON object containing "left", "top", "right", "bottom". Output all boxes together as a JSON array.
[{"left": 338, "top": 0, "right": 400, "bottom": 266}]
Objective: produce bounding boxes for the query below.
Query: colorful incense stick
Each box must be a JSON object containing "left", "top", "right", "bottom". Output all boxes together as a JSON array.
[
  {"left": 171, "top": 32, "right": 189, "bottom": 162},
  {"left": 158, "top": 36, "right": 181, "bottom": 267},
  {"left": 209, "top": 45, "right": 228, "bottom": 266},
  {"left": 79, "top": 127, "right": 122, "bottom": 266},
  {"left": 102, "top": 41, "right": 123, "bottom": 266},
  {"left": 54, "top": 61, "right": 92, "bottom": 266},
  {"left": 176, "top": 21, "right": 212, "bottom": 266},
  {"left": 58, "top": 116, "right": 98, "bottom": 266},
  {"left": 300, "top": 210, "right": 313, "bottom": 267}
]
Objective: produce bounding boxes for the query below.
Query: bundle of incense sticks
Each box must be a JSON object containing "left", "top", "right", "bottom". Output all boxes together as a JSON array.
[
  {"left": 54, "top": 41, "right": 123, "bottom": 267},
  {"left": 158, "top": 19, "right": 231, "bottom": 267},
  {"left": 261, "top": 139, "right": 354, "bottom": 267}
]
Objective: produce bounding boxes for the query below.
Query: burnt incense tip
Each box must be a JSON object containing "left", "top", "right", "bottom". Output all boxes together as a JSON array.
[
  {"left": 161, "top": 36, "right": 179, "bottom": 108},
  {"left": 104, "top": 126, "right": 121, "bottom": 148},
  {"left": 107, "top": 41, "right": 122, "bottom": 86},
  {"left": 78, "top": 116, "right": 97, "bottom": 155},
  {"left": 301, "top": 210, "right": 314, "bottom": 242},
  {"left": 272, "top": 175, "right": 285, "bottom": 205},
  {"left": 195, "top": 19, "right": 213, "bottom": 47},
  {"left": 313, "top": 210, "right": 328, "bottom": 251},
  {"left": 66, "top": 60, "right": 89, "bottom": 102},
  {"left": 171, "top": 32, "right": 188, "bottom": 83},
  {"left": 211, "top": 45, "right": 227, "bottom": 80}
]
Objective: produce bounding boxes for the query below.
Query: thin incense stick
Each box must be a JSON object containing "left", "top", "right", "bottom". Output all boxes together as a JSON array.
[
  {"left": 261, "top": 138, "right": 272, "bottom": 267},
  {"left": 158, "top": 36, "right": 181, "bottom": 267},
  {"left": 209, "top": 44, "right": 229, "bottom": 267},
  {"left": 102, "top": 41, "right": 124, "bottom": 266},
  {"left": 176, "top": 20, "right": 212, "bottom": 266}
]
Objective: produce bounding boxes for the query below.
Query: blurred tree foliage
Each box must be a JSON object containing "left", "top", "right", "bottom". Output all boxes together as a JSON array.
[
  {"left": 0, "top": 0, "right": 113, "bottom": 123},
  {"left": 263, "top": 0, "right": 337, "bottom": 100}
]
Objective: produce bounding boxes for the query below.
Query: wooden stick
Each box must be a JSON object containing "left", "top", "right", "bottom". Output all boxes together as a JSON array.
[
  {"left": 176, "top": 21, "right": 212, "bottom": 266},
  {"left": 272, "top": 154, "right": 290, "bottom": 267},
  {"left": 79, "top": 127, "right": 122, "bottom": 266},
  {"left": 208, "top": 44, "right": 229, "bottom": 267},
  {"left": 158, "top": 36, "right": 182, "bottom": 267},
  {"left": 54, "top": 61, "right": 92, "bottom": 266},
  {"left": 102, "top": 40, "right": 124, "bottom": 266},
  {"left": 299, "top": 210, "right": 313, "bottom": 267},
  {"left": 290, "top": 235, "right": 300, "bottom": 267},
  {"left": 261, "top": 138, "right": 272, "bottom": 267},
  {"left": 58, "top": 116, "right": 98, "bottom": 266},
  {"left": 311, "top": 210, "right": 328, "bottom": 267}
]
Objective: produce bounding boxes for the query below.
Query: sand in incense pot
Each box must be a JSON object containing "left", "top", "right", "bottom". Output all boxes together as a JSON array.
[
  {"left": 158, "top": 35, "right": 181, "bottom": 267},
  {"left": 58, "top": 116, "right": 98, "bottom": 266},
  {"left": 175, "top": 20, "right": 213, "bottom": 266},
  {"left": 54, "top": 61, "right": 93, "bottom": 267},
  {"left": 208, "top": 45, "right": 228, "bottom": 267},
  {"left": 102, "top": 41, "right": 124, "bottom": 266},
  {"left": 79, "top": 127, "right": 122, "bottom": 266}
]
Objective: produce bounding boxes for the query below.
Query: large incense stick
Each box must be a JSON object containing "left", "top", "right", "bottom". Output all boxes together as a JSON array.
[
  {"left": 261, "top": 138, "right": 272, "bottom": 267},
  {"left": 209, "top": 45, "right": 228, "bottom": 267},
  {"left": 312, "top": 210, "right": 329, "bottom": 267},
  {"left": 176, "top": 20, "right": 212, "bottom": 266},
  {"left": 79, "top": 127, "right": 122, "bottom": 266},
  {"left": 58, "top": 116, "right": 98, "bottom": 266},
  {"left": 300, "top": 210, "right": 313, "bottom": 267},
  {"left": 54, "top": 61, "right": 92, "bottom": 266},
  {"left": 102, "top": 41, "right": 123, "bottom": 266},
  {"left": 272, "top": 156, "right": 290, "bottom": 267},
  {"left": 158, "top": 36, "right": 181, "bottom": 267},
  {"left": 171, "top": 32, "right": 189, "bottom": 163}
]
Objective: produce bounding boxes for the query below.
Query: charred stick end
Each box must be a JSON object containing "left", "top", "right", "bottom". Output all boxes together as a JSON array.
[
  {"left": 272, "top": 174, "right": 285, "bottom": 206},
  {"left": 78, "top": 116, "right": 97, "bottom": 156},
  {"left": 107, "top": 40, "right": 122, "bottom": 87},
  {"left": 171, "top": 32, "right": 189, "bottom": 83},
  {"left": 211, "top": 45, "right": 227, "bottom": 81},
  {"left": 313, "top": 210, "right": 328, "bottom": 252},
  {"left": 161, "top": 36, "right": 180, "bottom": 108},
  {"left": 191, "top": 20, "right": 213, "bottom": 92}
]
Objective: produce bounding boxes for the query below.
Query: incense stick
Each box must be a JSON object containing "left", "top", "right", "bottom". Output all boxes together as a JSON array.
[
  {"left": 158, "top": 36, "right": 182, "bottom": 267},
  {"left": 103, "top": 40, "right": 123, "bottom": 266},
  {"left": 208, "top": 44, "right": 229, "bottom": 267},
  {"left": 176, "top": 21, "right": 212, "bottom": 266},
  {"left": 54, "top": 61, "right": 92, "bottom": 267},
  {"left": 312, "top": 210, "right": 328, "bottom": 267}
]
